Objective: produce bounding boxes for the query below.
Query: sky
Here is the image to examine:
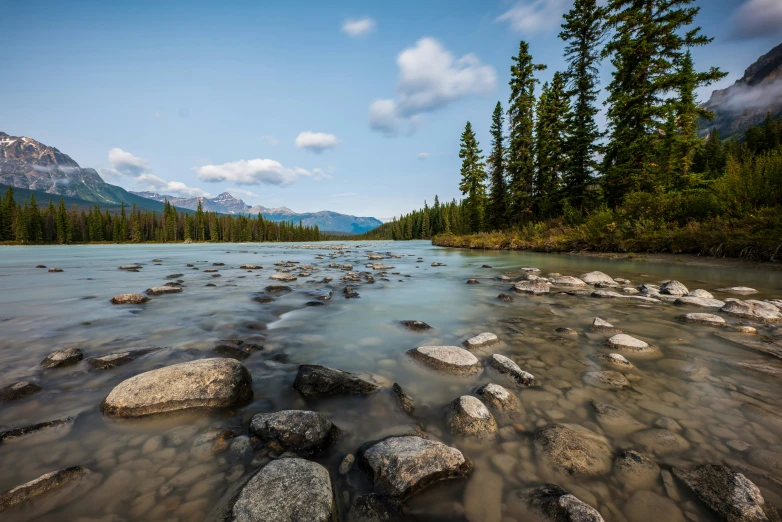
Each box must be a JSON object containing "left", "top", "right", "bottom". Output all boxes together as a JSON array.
[{"left": 2, "top": 0, "right": 780, "bottom": 221}]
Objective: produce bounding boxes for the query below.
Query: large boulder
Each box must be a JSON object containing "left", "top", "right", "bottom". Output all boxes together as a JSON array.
[
  {"left": 293, "top": 365, "right": 380, "bottom": 397},
  {"left": 445, "top": 395, "right": 498, "bottom": 441},
  {"left": 231, "top": 458, "right": 337, "bottom": 522},
  {"left": 488, "top": 354, "right": 536, "bottom": 387},
  {"left": 40, "top": 348, "right": 83, "bottom": 369},
  {"left": 508, "top": 484, "right": 605, "bottom": 522},
  {"left": 406, "top": 346, "right": 482, "bottom": 375},
  {"left": 358, "top": 436, "right": 472, "bottom": 499},
  {"left": 100, "top": 358, "right": 253, "bottom": 418},
  {"left": 672, "top": 464, "right": 782, "bottom": 522},
  {"left": 249, "top": 410, "right": 339, "bottom": 454},
  {"left": 579, "top": 271, "right": 615, "bottom": 285},
  {"left": 514, "top": 280, "right": 550, "bottom": 295},
  {"left": 534, "top": 424, "right": 613, "bottom": 476},
  {"left": 721, "top": 300, "right": 782, "bottom": 323}
]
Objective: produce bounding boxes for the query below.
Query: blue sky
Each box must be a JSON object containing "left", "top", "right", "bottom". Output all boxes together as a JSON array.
[{"left": 2, "top": 0, "right": 779, "bottom": 220}]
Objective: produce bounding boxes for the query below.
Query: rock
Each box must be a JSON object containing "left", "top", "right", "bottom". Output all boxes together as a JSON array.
[
  {"left": 466, "top": 279, "right": 480, "bottom": 285},
  {"left": 655, "top": 417, "right": 682, "bottom": 431},
  {"left": 582, "top": 371, "right": 630, "bottom": 391},
  {"left": 213, "top": 344, "right": 250, "bottom": 360},
  {"left": 358, "top": 435, "right": 472, "bottom": 498},
  {"left": 251, "top": 293, "right": 273, "bottom": 303},
  {"left": 689, "top": 289, "right": 714, "bottom": 299},
  {"left": 399, "top": 320, "right": 432, "bottom": 332},
  {"left": 40, "top": 348, "right": 83, "bottom": 369},
  {"left": 678, "top": 313, "right": 726, "bottom": 326},
  {"left": 488, "top": 354, "right": 536, "bottom": 386},
  {"left": 118, "top": 265, "right": 142, "bottom": 270},
  {"left": 344, "top": 286, "right": 360, "bottom": 299},
  {"left": 579, "top": 271, "right": 615, "bottom": 285},
  {"left": 445, "top": 395, "right": 498, "bottom": 441},
  {"left": 35, "top": 265, "right": 46, "bottom": 268},
  {"left": 733, "top": 325, "right": 758, "bottom": 334},
  {"left": 591, "top": 290, "right": 660, "bottom": 303},
  {"left": 0, "top": 381, "right": 42, "bottom": 402},
  {"left": 464, "top": 470, "right": 503, "bottom": 522},
  {"left": 514, "top": 280, "right": 550, "bottom": 295},
  {"left": 475, "top": 383, "right": 523, "bottom": 417},
  {"left": 591, "top": 317, "right": 622, "bottom": 334},
  {"left": 736, "top": 362, "right": 782, "bottom": 379},
  {"left": 110, "top": 293, "right": 149, "bottom": 305},
  {"left": 231, "top": 458, "right": 337, "bottom": 522},
  {"left": 556, "top": 327, "right": 578, "bottom": 336},
  {"left": 0, "top": 417, "right": 74, "bottom": 444},
  {"left": 534, "top": 424, "right": 613, "bottom": 476},
  {"left": 718, "top": 287, "right": 759, "bottom": 294},
  {"left": 589, "top": 353, "right": 636, "bottom": 371},
  {"left": 721, "top": 300, "right": 782, "bottom": 322},
  {"left": 270, "top": 273, "right": 297, "bottom": 282},
  {"left": 624, "top": 491, "right": 686, "bottom": 522},
  {"left": 307, "top": 289, "right": 332, "bottom": 301},
  {"left": 591, "top": 400, "right": 645, "bottom": 437},
  {"left": 661, "top": 280, "right": 689, "bottom": 295},
  {"left": 521, "top": 267, "right": 541, "bottom": 273},
  {"left": 741, "top": 403, "right": 782, "bottom": 431},
  {"left": 510, "top": 484, "right": 605, "bottom": 521},
  {"left": 0, "top": 466, "right": 96, "bottom": 518},
  {"left": 672, "top": 464, "right": 782, "bottom": 522},
  {"left": 249, "top": 410, "right": 339, "bottom": 454},
  {"left": 550, "top": 276, "right": 586, "bottom": 286},
  {"left": 630, "top": 429, "right": 690, "bottom": 454},
  {"left": 293, "top": 364, "right": 379, "bottom": 397},
  {"left": 100, "top": 358, "right": 253, "bottom": 418},
  {"left": 767, "top": 299, "right": 782, "bottom": 311},
  {"left": 463, "top": 332, "right": 500, "bottom": 350},
  {"left": 675, "top": 296, "right": 726, "bottom": 308},
  {"left": 498, "top": 293, "right": 514, "bottom": 302},
  {"left": 604, "top": 334, "right": 661, "bottom": 358},
  {"left": 265, "top": 285, "right": 292, "bottom": 293},
  {"left": 240, "top": 264, "right": 262, "bottom": 269},
  {"left": 87, "top": 349, "right": 157, "bottom": 370},
  {"left": 392, "top": 383, "right": 414, "bottom": 414},
  {"left": 145, "top": 286, "right": 183, "bottom": 296},
  {"left": 347, "top": 493, "right": 403, "bottom": 522},
  {"left": 406, "top": 346, "right": 482, "bottom": 375},
  {"left": 614, "top": 450, "right": 660, "bottom": 490}
]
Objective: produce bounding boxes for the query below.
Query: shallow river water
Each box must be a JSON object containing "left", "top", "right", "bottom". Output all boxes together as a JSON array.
[{"left": 1, "top": 241, "right": 782, "bottom": 522}]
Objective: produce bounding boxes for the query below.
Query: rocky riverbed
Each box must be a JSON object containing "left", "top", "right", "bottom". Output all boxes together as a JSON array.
[{"left": 0, "top": 241, "right": 781, "bottom": 521}]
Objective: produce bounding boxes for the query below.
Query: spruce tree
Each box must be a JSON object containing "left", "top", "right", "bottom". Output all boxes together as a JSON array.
[
  {"left": 16, "top": 202, "right": 29, "bottom": 242},
  {"left": 507, "top": 41, "right": 546, "bottom": 224},
  {"left": 458, "top": 121, "right": 487, "bottom": 233},
  {"left": 487, "top": 102, "right": 508, "bottom": 230},
  {"left": 534, "top": 72, "right": 571, "bottom": 218},
  {"left": 559, "top": 0, "right": 604, "bottom": 211}
]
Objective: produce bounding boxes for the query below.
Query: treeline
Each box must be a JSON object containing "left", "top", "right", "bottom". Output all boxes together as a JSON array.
[{"left": 0, "top": 192, "right": 323, "bottom": 244}]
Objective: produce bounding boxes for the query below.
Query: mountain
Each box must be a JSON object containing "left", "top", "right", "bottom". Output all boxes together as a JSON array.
[
  {"left": 701, "top": 42, "right": 782, "bottom": 138},
  {"left": 0, "top": 132, "right": 169, "bottom": 212},
  {"left": 132, "top": 191, "right": 383, "bottom": 234}
]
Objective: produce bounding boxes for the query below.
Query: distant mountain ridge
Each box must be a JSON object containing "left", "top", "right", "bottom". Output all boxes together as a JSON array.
[
  {"left": 702, "top": 42, "right": 782, "bottom": 137},
  {"left": 131, "top": 191, "right": 383, "bottom": 234}
]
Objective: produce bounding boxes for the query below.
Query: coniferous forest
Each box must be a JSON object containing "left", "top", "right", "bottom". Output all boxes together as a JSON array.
[{"left": 363, "top": 0, "right": 782, "bottom": 260}]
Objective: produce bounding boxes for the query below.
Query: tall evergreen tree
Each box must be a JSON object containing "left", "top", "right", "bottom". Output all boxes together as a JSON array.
[
  {"left": 559, "top": 0, "right": 604, "bottom": 211},
  {"left": 507, "top": 41, "right": 546, "bottom": 224},
  {"left": 28, "top": 194, "right": 42, "bottom": 241},
  {"left": 534, "top": 72, "right": 571, "bottom": 218},
  {"left": 458, "top": 121, "right": 487, "bottom": 233},
  {"left": 487, "top": 102, "right": 508, "bottom": 230}
]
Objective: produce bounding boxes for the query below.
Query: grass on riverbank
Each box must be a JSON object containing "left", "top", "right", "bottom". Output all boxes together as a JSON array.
[{"left": 432, "top": 208, "right": 782, "bottom": 261}]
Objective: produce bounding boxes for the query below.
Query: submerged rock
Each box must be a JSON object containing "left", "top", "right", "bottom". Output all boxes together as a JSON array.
[
  {"left": 40, "top": 348, "right": 83, "bottom": 369},
  {"left": 307, "top": 289, "right": 333, "bottom": 301},
  {"left": 721, "top": 300, "right": 782, "bottom": 323},
  {"left": 293, "top": 364, "right": 379, "bottom": 397},
  {"left": 675, "top": 296, "right": 726, "bottom": 308},
  {"left": 661, "top": 280, "right": 689, "bottom": 295},
  {"left": 270, "top": 273, "right": 297, "bottom": 282},
  {"left": 0, "top": 417, "right": 74, "bottom": 444},
  {"left": 392, "top": 383, "right": 415, "bottom": 414},
  {"left": 582, "top": 371, "right": 630, "bottom": 391},
  {"left": 550, "top": 276, "right": 586, "bottom": 286},
  {"left": 406, "top": 346, "right": 482, "bottom": 375},
  {"left": 678, "top": 313, "right": 726, "bottom": 326},
  {"left": 399, "top": 320, "right": 432, "bottom": 332},
  {"left": 358, "top": 435, "right": 472, "bottom": 499},
  {"left": 488, "top": 354, "right": 536, "bottom": 386},
  {"left": 625, "top": 491, "right": 686, "bottom": 522},
  {"left": 717, "top": 287, "right": 759, "bottom": 294},
  {"left": 579, "top": 271, "right": 615, "bottom": 285},
  {"left": 0, "top": 466, "right": 96, "bottom": 518},
  {"left": 631, "top": 429, "right": 690, "bottom": 454},
  {"left": 0, "top": 381, "right": 42, "bottom": 402},
  {"left": 463, "top": 332, "right": 500, "bottom": 350},
  {"left": 118, "top": 265, "right": 142, "bottom": 270},
  {"left": 231, "top": 458, "right": 337, "bottom": 522},
  {"left": 344, "top": 286, "right": 360, "bottom": 299},
  {"left": 347, "top": 493, "right": 403, "bottom": 522},
  {"left": 249, "top": 410, "right": 339, "bottom": 454},
  {"left": 514, "top": 280, "right": 550, "bottom": 295},
  {"left": 466, "top": 279, "right": 480, "bottom": 285},
  {"left": 240, "top": 264, "right": 263, "bottom": 269},
  {"left": 498, "top": 293, "right": 514, "bottom": 302},
  {"left": 591, "top": 317, "right": 622, "bottom": 334},
  {"left": 613, "top": 450, "right": 660, "bottom": 490},
  {"left": 101, "top": 358, "right": 253, "bottom": 418},
  {"left": 110, "top": 293, "right": 150, "bottom": 305},
  {"left": 265, "top": 285, "right": 292, "bottom": 294},
  {"left": 510, "top": 484, "right": 605, "bottom": 522},
  {"left": 87, "top": 348, "right": 157, "bottom": 370},
  {"left": 534, "top": 424, "right": 613, "bottom": 476},
  {"left": 604, "top": 334, "right": 661, "bottom": 358},
  {"left": 145, "top": 286, "right": 183, "bottom": 296},
  {"left": 589, "top": 353, "right": 636, "bottom": 372},
  {"left": 689, "top": 289, "right": 714, "bottom": 299},
  {"left": 445, "top": 395, "right": 498, "bottom": 441}
]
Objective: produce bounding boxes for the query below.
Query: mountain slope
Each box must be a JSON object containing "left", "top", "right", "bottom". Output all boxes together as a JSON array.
[{"left": 702, "top": 42, "right": 782, "bottom": 137}]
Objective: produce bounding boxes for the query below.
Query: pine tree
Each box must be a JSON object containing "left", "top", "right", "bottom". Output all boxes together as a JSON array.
[
  {"left": 559, "top": 0, "right": 604, "bottom": 211},
  {"left": 56, "top": 198, "right": 69, "bottom": 243},
  {"left": 16, "top": 202, "right": 29, "bottom": 242},
  {"left": 1, "top": 186, "right": 16, "bottom": 241},
  {"left": 458, "top": 121, "right": 487, "bottom": 233},
  {"left": 487, "top": 102, "right": 508, "bottom": 230},
  {"left": 507, "top": 41, "right": 546, "bottom": 224},
  {"left": 534, "top": 72, "right": 571, "bottom": 218},
  {"left": 27, "top": 194, "right": 42, "bottom": 241},
  {"left": 119, "top": 201, "right": 127, "bottom": 241}
]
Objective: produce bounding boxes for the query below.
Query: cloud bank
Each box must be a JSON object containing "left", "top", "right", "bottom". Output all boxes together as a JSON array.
[
  {"left": 730, "top": 0, "right": 782, "bottom": 40},
  {"left": 295, "top": 131, "right": 340, "bottom": 153},
  {"left": 342, "top": 17, "right": 376, "bottom": 37},
  {"left": 100, "top": 148, "right": 207, "bottom": 197},
  {"left": 196, "top": 159, "right": 328, "bottom": 187}
]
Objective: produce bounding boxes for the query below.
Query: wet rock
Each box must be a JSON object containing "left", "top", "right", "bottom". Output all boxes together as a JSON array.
[
  {"left": 767, "top": 299, "right": 782, "bottom": 311},
  {"left": 604, "top": 334, "right": 661, "bottom": 358},
  {"left": 231, "top": 458, "right": 337, "bottom": 522},
  {"left": 40, "top": 348, "right": 83, "bottom": 369},
  {"left": 0, "top": 381, "right": 42, "bottom": 402},
  {"left": 250, "top": 410, "right": 339, "bottom": 454},
  {"left": 579, "top": 271, "right": 616, "bottom": 285},
  {"left": 270, "top": 273, "right": 297, "bottom": 282},
  {"left": 488, "top": 353, "right": 536, "bottom": 386},
  {"left": 145, "top": 286, "right": 183, "bottom": 296},
  {"left": 101, "top": 358, "right": 253, "bottom": 418},
  {"left": 689, "top": 289, "right": 714, "bottom": 299},
  {"left": 498, "top": 293, "right": 514, "bottom": 302},
  {"left": 431, "top": 262, "right": 446, "bottom": 267},
  {"left": 110, "top": 293, "right": 150, "bottom": 305},
  {"left": 741, "top": 403, "right": 782, "bottom": 431},
  {"left": 0, "top": 466, "right": 96, "bottom": 518},
  {"left": 265, "top": 285, "right": 292, "bottom": 294},
  {"left": 293, "top": 364, "right": 379, "bottom": 397},
  {"left": 0, "top": 417, "right": 74, "bottom": 444},
  {"left": 347, "top": 493, "right": 403, "bottom": 522},
  {"left": 358, "top": 435, "right": 472, "bottom": 498},
  {"left": 399, "top": 320, "right": 432, "bottom": 332},
  {"left": 392, "top": 383, "right": 414, "bottom": 414},
  {"left": 251, "top": 293, "right": 274, "bottom": 303},
  {"left": 213, "top": 344, "right": 251, "bottom": 360},
  {"left": 672, "top": 464, "right": 781, "bottom": 522},
  {"left": 589, "top": 353, "right": 636, "bottom": 371},
  {"left": 736, "top": 362, "right": 782, "bottom": 379},
  {"left": 514, "top": 280, "right": 550, "bottom": 295},
  {"left": 555, "top": 327, "right": 578, "bottom": 336},
  {"left": 675, "top": 296, "right": 726, "bottom": 308},
  {"left": 534, "top": 424, "right": 613, "bottom": 476},
  {"left": 48, "top": 268, "right": 63, "bottom": 272},
  {"left": 463, "top": 332, "right": 500, "bottom": 350},
  {"left": 240, "top": 264, "right": 262, "bottom": 269},
  {"left": 678, "top": 313, "right": 726, "bottom": 326},
  {"left": 35, "top": 265, "right": 46, "bottom": 268},
  {"left": 521, "top": 267, "right": 541, "bottom": 272},
  {"left": 591, "top": 290, "right": 659, "bottom": 303},
  {"left": 734, "top": 325, "right": 758, "bottom": 334},
  {"left": 344, "top": 286, "right": 360, "bottom": 299},
  {"left": 510, "top": 484, "right": 605, "bottom": 521},
  {"left": 718, "top": 287, "right": 759, "bottom": 295},
  {"left": 445, "top": 395, "right": 498, "bottom": 441},
  {"left": 591, "top": 317, "right": 622, "bottom": 334},
  {"left": 655, "top": 417, "right": 682, "bottom": 431},
  {"left": 466, "top": 279, "right": 480, "bottom": 285},
  {"left": 475, "top": 383, "right": 523, "bottom": 417},
  {"left": 87, "top": 349, "right": 157, "bottom": 370},
  {"left": 551, "top": 276, "right": 586, "bottom": 286},
  {"left": 625, "top": 491, "right": 686, "bottom": 522},
  {"left": 406, "top": 346, "right": 482, "bottom": 375},
  {"left": 721, "top": 300, "right": 782, "bottom": 323},
  {"left": 582, "top": 371, "right": 630, "bottom": 391},
  {"left": 614, "top": 450, "right": 660, "bottom": 490},
  {"left": 661, "top": 280, "right": 689, "bottom": 295},
  {"left": 307, "top": 289, "right": 333, "bottom": 301},
  {"left": 118, "top": 265, "right": 142, "bottom": 270},
  {"left": 631, "top": 429, "right": 691, "bottom": 454}
]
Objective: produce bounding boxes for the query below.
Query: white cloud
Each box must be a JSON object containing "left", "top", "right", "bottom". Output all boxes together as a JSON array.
[
  {"left": 496, "top": 0, "right": 569, "bottom": 34},
  {"left": 731, "top": 0, "right": 782, "bottom": 40},
  {"left": 100, "top": 148, "right": 207, "bottom": 197},
  {"left": 295, "top": 131, "right": 340, "bottom": 153},
  {"left": 369, "top": 38, "right": 496, "bottom": 136},
  {"left": 108, "top": 147, "right": 148, "bottom": 177},
  {"left": 196, "top": 159, "right": 328, "bottom": 187},
  {"left": 225, "top": 188, "right": 260, "bottom": 200},
  {"left": 342, "top": 17, "right": 376, "bottom": 37},
  {"left": 417, "top": 152, "right": 430, "bottom": 160},
  {"left": 258, "top": 135, "right": 279, "bottom": 146}
]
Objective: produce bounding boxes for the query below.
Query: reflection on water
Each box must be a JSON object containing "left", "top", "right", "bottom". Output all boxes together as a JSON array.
[{"left": 1, "top": 241, "right": 781, "bottom": 521}]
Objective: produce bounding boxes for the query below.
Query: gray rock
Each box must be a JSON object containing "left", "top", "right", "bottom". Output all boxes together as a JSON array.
[
  {"left": 661, "top": 280, "right": 689, "bottom": 295},
  {"left": 392, "top": 383, "right": 414, "bottom": 414},
  {"left": 101, "top": 358, "right": 253, "bottom": 418},
  {"left": 591, "top": 317, "right": 622, "bottom": 334},
  {"left": 145, "top": 286, "right": 183, "bottom": 296},
  {"left": 582, "top": 371, "right": 630, "bottom": 390},
  {"left": 398, "top": 320, "right": 432, "bottom": 332},
  {"left": 445, "top": 395, "right": 498, "bottom": 441},
  {"left": 488, "top": 354, "right": 536, "bottom": 387},
  {"left": 347, "top": 493, "right": 403, "bottom": 522},
  {"left": 249, "top": 410, "right": 339, "bottom": 454},
  {"left": 110, "top": 293, "right": 150, "bottom": 305},
  {"left": 614, "top": 450, "right": 660, "bottom": 490},
  {"left": 579, "top": 271, "right": 616, "bottom": 285},
  {"left": 721, "top": 300, "right": 782, "bottom": 323},
  {"left": 767, "top": 299, "right": 782, "bottom": 311},
  {"left": 118, "top": 265, "right": 142, "bottom": 270},
  {"left": 689, "top": 289, "right": 714, "bottom": 299},
  {"left": 0, "top": 466, "right": 97, "bottom": 519},
  {"left": 293, "top": 365, "right": 379, "bottom": 397},
  {"left": 339, "top": 454, "right": 355, "bottom": 475},
  {"left": 498, "top": 293, "right": 514, "bottom": 302},
  {"left": 307, "top": 289, "right": 333, "bottom": 301},
  {"left": 589, "top": 353, "right": 636, "bottom": 371},
  {"left": 534, "top": 424, "right": 613, "bottom": 476},
  {"left": 87, "top": 348, "right": 157, "bottom": 370},
  {"left": 406, "top": 346, "right": 482, "bottom": 375},
  {"left": 270, "top": 273, "right": 297, "bottom": 282},
  {"left": 240, "top": 264, "right": 263, "bottom": 269},
  {"left": 672, "top": 464, "right": 782, "bottom": 522},
  {"left": 551, "top": 276, "right": 586, "bottom": 286},
  {"left": 675, "top": 296, "right": 726, "bottom": 308},
  {"left": 604, "top": 334, "right": 661, "bottom": 358},
  {"left": 591, "top": 290, "right": 659, "bottom": 303},
  {"left": 358, "top": 435, "right": 472, "bottom": 499},
  {"left": 475, "top": 383, "right": 523, "bottom": 417},
  {"left": 0, "top": 381, "right": 42, "bottom": 402},
  {"left": 231, "top": 458, "right": 337, "bottom": 522},
  {"left": 514, "top": 280, "right": 550, "bottom": 295},
  {"left": 678, "top": 313, "right": 726, "bottom": 326},
  {"left": 0, "top": 417, "right": 74, "bottom": 444},
  {"left": 511, "top": 484, "right": 605, "bottom": 521},
  {"left": 463, "top": 332, "right": 500, "bottom": 350},
  {"left": 40, "top": 348, "right": 83, "bottom": 369}
]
